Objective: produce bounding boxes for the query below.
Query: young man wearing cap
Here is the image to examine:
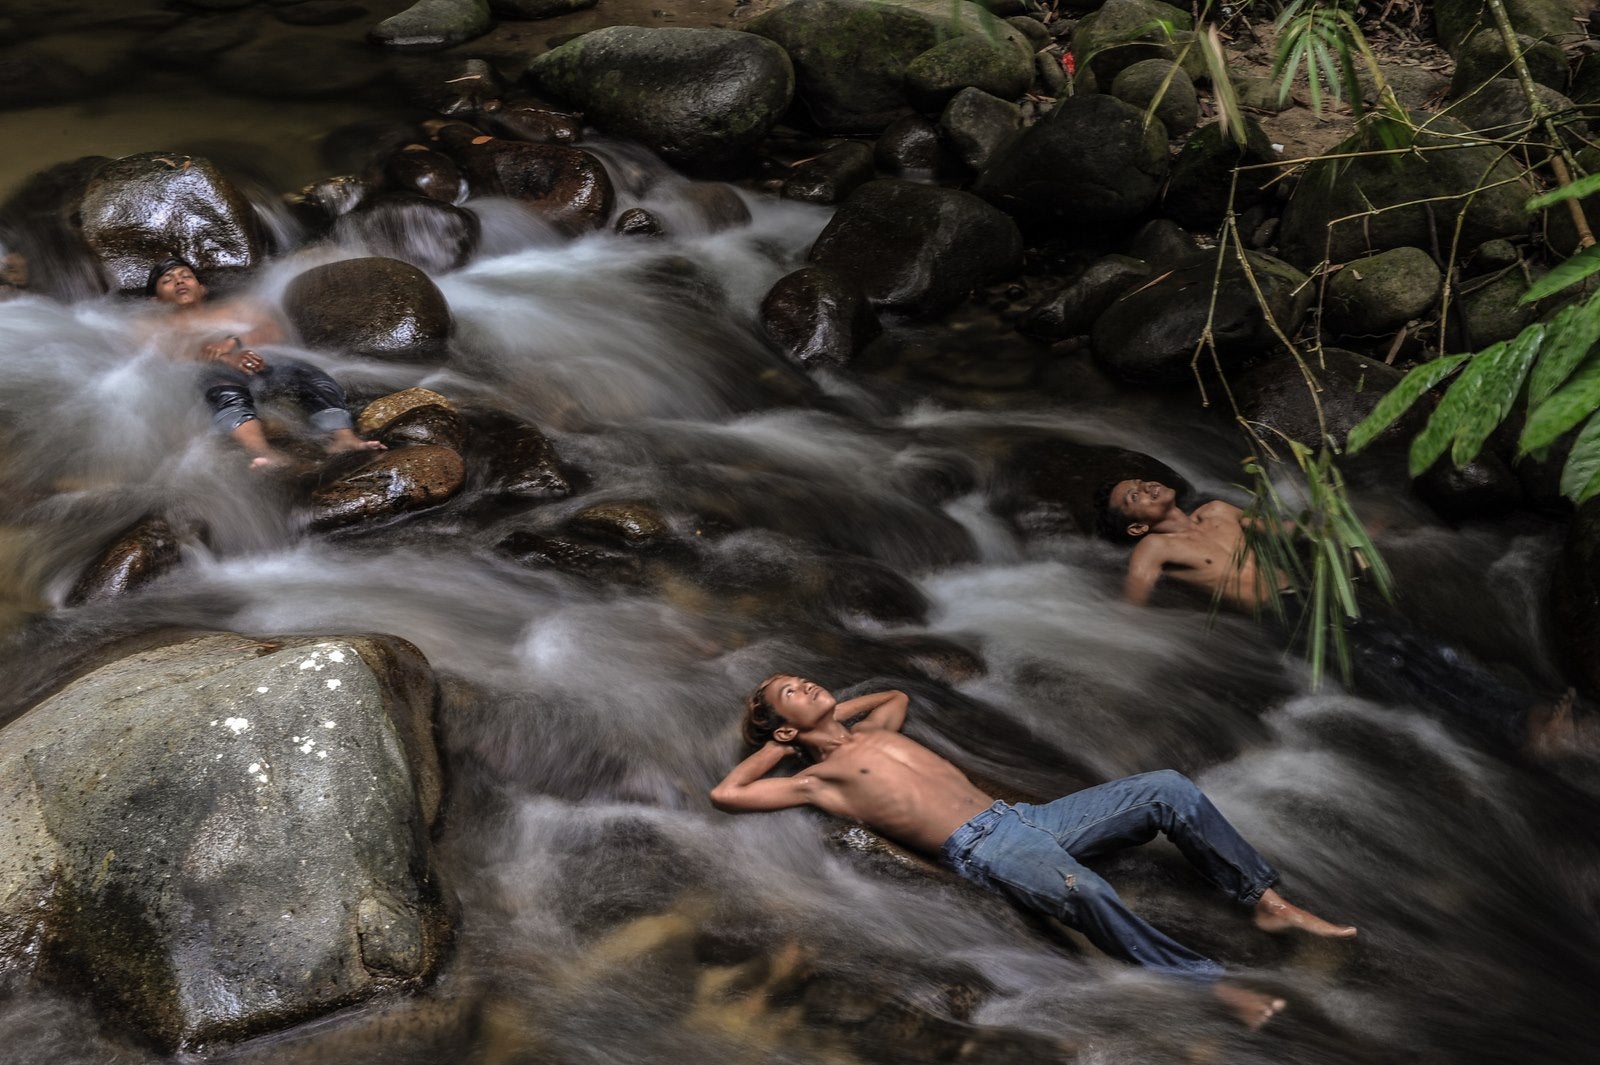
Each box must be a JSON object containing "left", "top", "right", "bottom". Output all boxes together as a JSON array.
[{"left": 148, "top": 257, "right": 384, "bottom": 469}]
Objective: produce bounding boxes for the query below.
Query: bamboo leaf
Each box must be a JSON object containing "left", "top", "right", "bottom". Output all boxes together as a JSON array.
[
  {"left": 1450, "top": 325, "right": 1544, "bottom": 465},
  {"left": 1408, "top": 342, "right": 1510, "bottom": 475},
  {"left": 1521, "top": 244, "right": 1600, "bottom": 303},
  {"left": 1528, "top": 295, "right": 1600, "bottom": 405},
  {"left": 1347, "top": 352, "right": 1472, "bottom": 454},
  {"left": 1559, "top": 410, "right": 1600, "bottom": 501},
  {"left": 1524, "top": 171, "right": 1600, "bottom": 212},
  {"left": 1521, "top": 356, "right": 1600, "bottom": 452}
]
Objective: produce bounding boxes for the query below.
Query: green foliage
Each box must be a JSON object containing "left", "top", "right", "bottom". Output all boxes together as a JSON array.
[
  {"left": 1347, "top": 285, "right": 1600, "bottom": 505},
  {"left": 1520, "top": 244, "right": 1600, "bottom": 303},
  {"left": 1524, "top": 172, "right": 1600, "bottom": 213},
  {"left": 1271, "top": 1, "right": 1373, "bottom": 117},
  {"left": 1239, "top": 441, "right": 1393, "bottom": 686}
]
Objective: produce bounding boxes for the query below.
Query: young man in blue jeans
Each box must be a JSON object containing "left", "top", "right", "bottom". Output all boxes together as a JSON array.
[{"left": 711, "top": 675, "right": 1357, "bottom": 1027}]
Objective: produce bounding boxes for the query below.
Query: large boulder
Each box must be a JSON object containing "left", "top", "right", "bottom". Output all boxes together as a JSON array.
[
  {"left": 975, "top": 93, "right": 1170, "bottom": 229},
  {"left": 1110, "top": 57, "right": 1200, "bottom": 135},
  {"left": 0, "top": 633, "right": 448, "bottom": 1049},
  {"left": 807, "top": 179, "right": 1022, "bottom": 318},
  {"left": 1162, "top": 116, "right": 1280, "bottom": 230},
  {"left": 284, "top": 257, "right": 453, "bottom": 363},
  {"left": 526, "top": 27, "right": 794, "bottom": 171},
  {"left": 1324, "top": 246, "right": 1443, "bottom": 336},
  {"left": 1276, "top": 115, "right": 1532, "bottom": 270},
  {"left": 1450, "top": 30, "right": 1567, "bottom": 96},
  {"left": 77, "top": 152, "right": 264, "bottom": 292},
  {"left": 1018, "top": 254, "right": 1153, "bottom": 341},
  {"left": 745, "top": 0, "right": 1033, "bottom": 133},
  {"left": 1090, "top": 251, "right": 1311, "bottom": 385},
  {"left": 1433, "top": 0, "right": 1591, "bottom": 54},
  {"left": 1071, "top": 0, "right": 1203, "bottom": 85}
]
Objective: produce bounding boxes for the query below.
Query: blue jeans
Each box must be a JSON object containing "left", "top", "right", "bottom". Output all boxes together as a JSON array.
[
  {"left": 200, "top": 358, "right": 354, "bottom": 435},
  {"left": 940, "top": 770, "right": 1279, "bottom": 978}
]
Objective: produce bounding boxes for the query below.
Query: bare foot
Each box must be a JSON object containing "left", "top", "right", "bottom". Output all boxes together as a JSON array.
[
  {"left": 1213, "top": 983, "right": 1287, "bottom": 1030},
  {"left": 1253, "top": 889, "right": 1357, "bottom": 938},
  {"left": 248, "top": 450, "right": 295, "bottom": 471},
  {"left": 325, "top": 429, "right": 387, "bottom": 455}
]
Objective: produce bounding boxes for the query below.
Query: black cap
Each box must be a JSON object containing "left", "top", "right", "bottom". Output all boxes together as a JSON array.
[{"left": 145, "top": 256, "right": 197, "bottom": 296}]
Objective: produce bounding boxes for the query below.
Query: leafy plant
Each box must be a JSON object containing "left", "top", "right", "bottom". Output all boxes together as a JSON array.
[{"left": 1271, "top": 0, "right": 1372, "bottom": 116}]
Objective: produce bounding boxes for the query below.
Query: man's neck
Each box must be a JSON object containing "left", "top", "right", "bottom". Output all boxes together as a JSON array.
[
  {"left": 1148, "top": 503, "right": 1193, "bottom": 534},
  {"left": 797, "top": 719, "right": 853, "bottom": 760}
]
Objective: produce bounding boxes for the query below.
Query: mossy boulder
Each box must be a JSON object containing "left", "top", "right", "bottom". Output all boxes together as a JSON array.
[
  {"left": 1324, "top": 247, "right": 1443, "bottom": 336},
  {"left": 1070, "top": 0, "right": 1203, "bottom": 86},
  {"left": 1162, "top": 116, "right": 1279, "bottom": 230},
  {"left": 1450, "top": 30, "right": 1566, "bottom": 96},
  {"left": 745, "top": 0, "right": 1033, "bottom": 133},
  {"left": 1433, "top": 0, "right": 1590, "bottom": 54},
  {"left": 1110, "top": 58, "right": 1199, "bottom": 134},
  {"left": 526, "top": 27, "right": 794, "bottom": 171}
]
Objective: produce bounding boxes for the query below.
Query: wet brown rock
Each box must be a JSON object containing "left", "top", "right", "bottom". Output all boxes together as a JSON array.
[
  {"left": 384, "top": 146, "right": 464, "bottom": 203},
  {"left": 473, "top": 414, "right": 572, "bottom": 498},
  {"left": 495, "top": 530, "right": 644, "bottom": 584},
  {"left": 872, "top": 115, "right": 965, "bottom": 179},
  {"left": 569, "top": 501, "right": 672, "bottom": 549},
  {"left": 291, "top": 175, "right": 370, "bottom": 224},
  {"left": 614, "top": 207, "right": 665, "bottom": 237},
  {"left": 78, "top": 152, "right": 263, "bottom": 292},
  {"left": 67, "top": 517, "right": 181, "bottom": 606},
  {"left": 333, "top": 193, "right": 480, "bottom": 274},
  {"left": 358, "top": 388, "right": 465, "bottom": 451},
  {"left": 307, "top": 445, "right": 466, "bottom": 530},
  {"left": 679, "top": 182, "right": 751, "bottom": 232},
  {"left": 995, "top": 436, "right": 1186, "bottom": 538},
  {"left": 284, "top": 257, "right": 453, "bottom": 363},
  {"left": 760, "top": 266, "right": 880, "bottom": 369},
  {"left": 431, "top": 124, "right": 614, "bottom": 234},
  {"left": 484, "top": 99, "right": 584, "bottom": 143}
]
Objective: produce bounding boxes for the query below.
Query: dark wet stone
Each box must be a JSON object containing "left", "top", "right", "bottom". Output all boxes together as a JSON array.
[
  {"left": 679, "top": 182, "right": 751, "bottom": 231},
  {"left": 473, "top": 415, "right": 572, "bottom": 498},
  {"left": 994, "top": 436, "right": 1185, "bottom": 538},
  {"left": 1017, "top": 254, "right": 1152, "bottom": 340},
  {"left": 877, "top": 633, "right": 987, "bottom": 685},
  {"left": 402, "top": 57, "right": 504, "bottom": 117},
  {"left": 1091, "top": 251, "right": 1310, "bottom": 386},
  {"left": 213, "top": 33, "right": 386, "bottom": 98},
  {"left": 1552, "top": 497, "right": 1600, "bottom": 695},
  {"left": 78, "top": 152, "right": 264, "bottom": 292},
  {"left": 369, "top": 0, "right": 491, "bottom": 50},
  {"left": 939, "top": 87, "right": 1023, "bottom": 172},
  {"left": 431, "top": 123, "right": 614, "bottom": 234},
  {"left": 872, "top": 115, "right": 965, "bottom": 179},
  {"left": 274, "top": 0, "right": 369, "bottom": 25},
  {"left": 1071, "top": 0, "right": 1202, "bottom": 85},
  {"left": 308, "top": 445, "right": 467, "bottom": 530},
  {"left": 1413, "top": 455, "right": 1523, "bottom": 520},
  {"left": 288, "top": 175, "right": 371, "bottom": 230},
  {"left": 135, "top": 15, "right": 257, "bottom": 67},
  {"left": 823, "top": 557, "right": 929, "bottom": 625},
  {"left": 760, "top": 266, "right": 881, "bottom": 369},
  {"left": 356, "top": 388, "right": 466, "bottom": 451},
  {"left": 614, "top": 207, "right": 665, "bottom": 236},
  {"left": 0, "top": 632, "right": 447, "bottom": 1050},
  {"left": 0, "top": 155, "right": 111, "bottom": 300},
  {"left": 526, "top": 27, "right": 794, "bottom": 172},
  {"left": 334, "top": 192, "right": 480, "bottom": 274},
  {"left": 66, "top": 517, "right": 181, "bottom": 606},
  {"left": 1110, "top": 57, "right": 1200, "bottom": 134},
  {"left": 284, "top": 257, "right": 454, "bottom": 363},
  {"left": 491, "top": 0, "right": 597, "bottom": 16},
  {"left": 0, "top": 47, "right": 94, "bottom": 108},
  {"left": 320, "top": 119, "right": 426, "bottom": 174},
  {"left": 903, "top": 30, "right": 1034, "bottom": 112},
  {"left": 1120, "top": 218, "right": 1200, "bottom": 267},
  {"left": 383, "top": 146, "right": 465, "bottom": 203},
  {"left": 484, "top": 98, "right": 584, "bottom": 143},
  {"left": 495, "top": 530, "right": 644, "bottom": 584},
  {"left": 809, "top": 179, "right": 1022, "bottom": 319},
  {"left": 568, "top": 501, "right": 672, "bottom": 549},
  {"left": 975, "top": 93, "right": 1170, "bottom": 230},
  {"left": 782, "top": 142, "right": 875, "bottom": 205},
  {"left": 1163, "top": 116, "right": 1280, "bottom": 231},
  {"left": 1324, "top": 247, "right": 1443, "bottom": 336}
]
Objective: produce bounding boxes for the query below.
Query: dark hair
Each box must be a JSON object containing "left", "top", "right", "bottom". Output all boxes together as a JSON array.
[
  {"left": 741, "top": 673, "right": 790, "bottom": 747},
  {"left": 1093, "top": 479, "right": 1142, "bottom": 546},
  {"left": 145, "top": 256, "right": 197, "bottom": 296}
]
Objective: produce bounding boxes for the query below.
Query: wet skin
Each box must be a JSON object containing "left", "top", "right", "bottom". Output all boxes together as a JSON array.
[{"left": 1112, "top": 478, "right": 1280, "bottom": 610}]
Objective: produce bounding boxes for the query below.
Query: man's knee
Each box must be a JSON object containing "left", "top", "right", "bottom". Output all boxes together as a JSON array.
[{"left": 1141, "top": 769, "right": 1204, "bottom": 814}]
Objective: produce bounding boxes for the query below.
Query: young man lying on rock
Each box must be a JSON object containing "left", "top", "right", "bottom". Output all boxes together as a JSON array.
[
  {"left": 711, "top": 674, "right": 1357, "bottom": 1029},
  {"left": 1093, "top": 476, "right": 1595, "bottom": 759},
  {"left": 145, "top": 256, "right": 384, "bottom": 469}
]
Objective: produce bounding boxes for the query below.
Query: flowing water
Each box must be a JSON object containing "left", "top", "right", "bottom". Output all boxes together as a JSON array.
[{"left": 3, "top": 9, "right": 1600, "bottom": 1065}]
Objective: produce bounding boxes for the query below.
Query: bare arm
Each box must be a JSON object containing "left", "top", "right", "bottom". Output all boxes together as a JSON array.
[
  {"left": 1124, "top": 540, "right": 1166, "bottom": 606},
  {"left": 834, "top": 689, "right": 908, "bottom": 732},
  {"left": 710, "top": 741, "right": 821, "bottom": 813}
]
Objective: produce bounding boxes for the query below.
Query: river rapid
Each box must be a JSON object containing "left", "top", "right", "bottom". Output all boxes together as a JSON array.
[{"left": 4, "top": 9, "right": 1600, "bottom": 1065}]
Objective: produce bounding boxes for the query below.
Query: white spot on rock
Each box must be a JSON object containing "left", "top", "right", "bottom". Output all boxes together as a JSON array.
[
  {"left": 327, "top": 650, "right": 346, "bottom": 663},
  {"left": 222, "top": 717, "right": 249, "bottom": 734},
  {"left": 317, "top": 750, "right": 328, "bottom": 759},
  {"left": 322, "top": 720, "right": 336, "bottom": 728},
  {"left": 256, "top": 686, "right": 270, "bottom": 694},
  {"left": 247, "top": 763, "right": 261, "bottom": 774}
]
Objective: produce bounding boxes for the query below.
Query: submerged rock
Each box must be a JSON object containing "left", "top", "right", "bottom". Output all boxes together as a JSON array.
[
  {"left": 66, "top": 515, "right": 182, "bottom": 605},
  {"left": 333, "top": 192, "right": 480, "bottom": 274},
  {"left": 77, "top": 152, "right": 263, "bottom": 292},
  {"left": 0, "top": 632, "right": 448, "bottom": 1050},
  {"left": 994, "top": 436, "right": 1186, "bottom": 538},
  {"left": 526, "top": 27, "right": 794, "bottom": 172},
  {"left": 808, "top": 179, "right": 1022, "bottom": 318},
  {"left": 284, "top": 256, "right": 453, "bottom": 363},
  {"left": 760, "top": 266, "right": 881, "bottom": 368}
]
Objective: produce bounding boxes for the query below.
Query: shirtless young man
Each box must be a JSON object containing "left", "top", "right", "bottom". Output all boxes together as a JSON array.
[
  {"left": 147, "top": 257, "right": 384, "bottom": 469},
  {"left": 711, "top": 675, "right": 1358, "bottom": 1028}
]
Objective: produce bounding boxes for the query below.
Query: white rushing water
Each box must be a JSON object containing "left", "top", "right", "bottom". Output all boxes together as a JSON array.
[{"left": 2, "top": 153, "right": 1598, "bottom": 1065}]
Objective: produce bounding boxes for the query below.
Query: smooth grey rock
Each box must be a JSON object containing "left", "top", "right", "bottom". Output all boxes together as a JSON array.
[
  {"left": 0, "top": 633, "right": 447, "bottom": 1049},
  {"left": 1433, "top": 0, "right": 1590, "bottom": 53},
  {"left": 369, "top": 0, "right": 490, "bottom": 50},
  {"left": 526, "top": 27, "right": 793, "bottom": 171},
  {"left": 1450, "top": 77, "right": 1578, "bottom": 141},
  {"left": 1110, "top": 57, "right": 1199, "bottom": 134},
  {"left": 939, "top": 86, "right": 1023, "bottom": 172}
]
